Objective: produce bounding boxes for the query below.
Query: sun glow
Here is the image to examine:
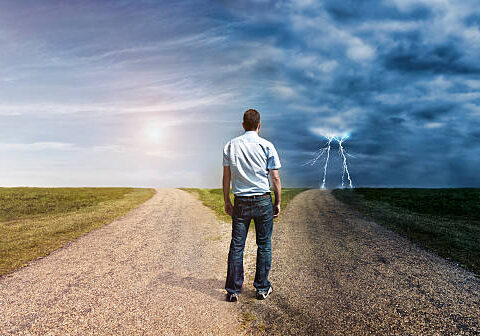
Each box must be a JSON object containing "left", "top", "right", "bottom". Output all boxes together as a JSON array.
[{"left": 145, "top": 124, "right": 163, "bottom": 143}]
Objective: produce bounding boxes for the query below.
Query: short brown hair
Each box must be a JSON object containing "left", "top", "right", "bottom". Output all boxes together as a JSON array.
[{"left": 243, "top": 109, "right": 260, "bottom": 131}]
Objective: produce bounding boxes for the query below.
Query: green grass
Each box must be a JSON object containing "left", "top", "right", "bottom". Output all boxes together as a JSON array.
[
  {"left": 180, "top": 188, "right": 309, "bottom": 223},
  {"left": 332, "top": 188, "right": 480, "bottom": 275},
  {"left": 0, "top": 187, "right": 155, "bottom": 276}
]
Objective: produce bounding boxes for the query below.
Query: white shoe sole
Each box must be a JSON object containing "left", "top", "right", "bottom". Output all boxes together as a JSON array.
[{"left": 256, "top": 286, "right": 273, "bottom": 300}]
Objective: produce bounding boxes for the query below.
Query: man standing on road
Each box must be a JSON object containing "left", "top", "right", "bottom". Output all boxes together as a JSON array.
[{"left": 222, "top": 109, "right": 282, "bottom": 302}]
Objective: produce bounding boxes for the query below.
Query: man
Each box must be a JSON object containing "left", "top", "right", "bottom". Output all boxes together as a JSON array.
[{"left": 222, "top": 109, "right": 282, "bottom": 302}]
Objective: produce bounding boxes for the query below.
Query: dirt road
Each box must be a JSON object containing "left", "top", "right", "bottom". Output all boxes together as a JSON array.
[
  {"left": 1, "top": 189, "right": 479, "bottom": 335},
  {"left": 0, "top": 189, "right": 244, "bottom": 335},
  {"left": 244, "top": 189, "right": 480, "bottom": 335}
]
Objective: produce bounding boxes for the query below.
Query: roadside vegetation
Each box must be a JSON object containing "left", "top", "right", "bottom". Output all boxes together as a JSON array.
[
  {"left": 333, "top": 188, "right": 480, "bottom": 275},
  {"left": 181, "top": 188, "right": 309, "bottom": 223},
  {"left": 0, "top": 187, "right": 155, "bottom": 276}
]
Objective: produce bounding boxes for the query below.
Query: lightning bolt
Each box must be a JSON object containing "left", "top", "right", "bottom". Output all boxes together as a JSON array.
[
  {"left": 336, "top": 136, "right": 353, "bottom": 188},
  {"left": 321, "top": 137, "right": 333, "bottom": 189},
  {"left": 305, "top": 132, "right": 355, "bottom": 189},
  {"left": 303, "top": 147, "right": 327, "bottom": 167},
  {"left": 303, "top": 136, "right": 334, "bottom": 189}
]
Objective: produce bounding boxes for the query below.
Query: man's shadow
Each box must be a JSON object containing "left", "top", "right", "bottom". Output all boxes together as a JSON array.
[{"left": 152, "top": 271, "right": 228, "bottom": 302}]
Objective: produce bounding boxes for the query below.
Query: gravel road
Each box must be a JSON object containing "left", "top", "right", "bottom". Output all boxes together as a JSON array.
[
  {"left": 244, "top": 189, "right": 480, "bottom": 335},
  {"left": 1, "top": 188, "right": 479, "bottom": 335},
  {"left": 0, "top": 189, "right": 245, "bottom": 335}
]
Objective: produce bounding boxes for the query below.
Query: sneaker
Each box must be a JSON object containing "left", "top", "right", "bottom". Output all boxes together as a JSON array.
[
  {"left": 256, "top": 286, "right": 273, "bottom": 300},
  {"left": 226, "top": 293, "right": 238, "bottom": 302}
]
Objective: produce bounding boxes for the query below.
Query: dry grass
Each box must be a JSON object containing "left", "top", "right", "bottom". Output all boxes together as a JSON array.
[
  {"left": 180, "top": 188, "right": 309, "bottom": 223},
  {"left": 0, "top": 187, "right": 155, "bottom": 276}
]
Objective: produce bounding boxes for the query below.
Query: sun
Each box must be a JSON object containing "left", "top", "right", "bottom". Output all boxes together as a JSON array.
[{"left": 145, "top": 124, "right": 163, "bottom": 143}]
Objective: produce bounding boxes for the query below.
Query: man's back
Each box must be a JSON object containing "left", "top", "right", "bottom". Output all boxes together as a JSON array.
[
  {"left": 223, "top": 131, "right": 281, "bottom": 196},
  {"left": 223, "top": 109, "right": 282, "bottom": 302}
]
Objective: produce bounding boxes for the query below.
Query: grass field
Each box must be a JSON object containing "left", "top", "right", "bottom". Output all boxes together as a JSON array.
[
  {"left": 0, "top": 187, "right": 155, "bottom": 276},
  {"left": 181, "top": 188, "right": 309, "bottom": 223},
  {"left": 333, "top": 188, "right": 480, "bottom": 275}
]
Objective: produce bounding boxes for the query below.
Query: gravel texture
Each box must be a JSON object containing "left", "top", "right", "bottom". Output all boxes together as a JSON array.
[
  {"left": 0, "top": 189, "right": 244, "bottom": 335},
  {"left": 2, "top": 188, "right": 479, "bottom": 335},
  {"left": 244, "top": 189, "right": 480, "bottom": 335}
]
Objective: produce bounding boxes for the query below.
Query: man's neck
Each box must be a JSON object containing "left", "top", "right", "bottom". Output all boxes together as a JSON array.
[{"left": 245, "top": 130, "right": 259, "bottom": 135}]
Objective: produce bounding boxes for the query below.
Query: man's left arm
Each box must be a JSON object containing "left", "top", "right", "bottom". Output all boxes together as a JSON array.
[
  {"left": 270, "top": 169, "right": 281, "bottom": 218},
  {"left": 266, "top": 143, "right": 282, "bottom": 217}
]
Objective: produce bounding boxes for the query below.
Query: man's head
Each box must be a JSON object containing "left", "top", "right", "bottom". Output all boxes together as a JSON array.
[{"left": 242, "top": 109, "right": 261, "bottom": 132}]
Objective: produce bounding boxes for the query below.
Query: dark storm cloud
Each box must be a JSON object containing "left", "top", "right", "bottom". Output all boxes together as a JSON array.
[
  {"left": 464, "top": 13, "right": 480, "bottom": 27},
  {"left": 323, "top": 0, "right": 431, "bottom": 23},
  {"left": 383, "top": 41, "right": 480, "bottom": 75},
  {"left": 411, "top": 104, "right": 455, "bottom": 121},
  {"left": 216, "top": 0, "right": 480, "bottom": 188}
]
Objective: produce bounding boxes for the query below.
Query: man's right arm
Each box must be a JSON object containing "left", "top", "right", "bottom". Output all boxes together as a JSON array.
[
  {"left": 223, "top": 166, "right": 233, "bottom": 217},
  {"left": 223, "top": 141, "right": 233, "bottom": 217},
  {"left": 270, "top": 169, "right": 281, "bottom": 218}
]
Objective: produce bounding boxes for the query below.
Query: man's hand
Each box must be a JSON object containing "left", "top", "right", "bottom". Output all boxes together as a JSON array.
[
  {"left": 270, "top": 169, "right": 282, "bottom": 218},
  {"left": 273, "top": 204, "right": 281, "bottom": 218},
  {"left": 225, "top": 201, "right": 233, "bottom": 217}
]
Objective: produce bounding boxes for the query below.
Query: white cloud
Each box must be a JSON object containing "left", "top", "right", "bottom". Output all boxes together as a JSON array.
[
  {"left": 424, "top": 122, "right": 444, "bottom": 129},
  {"left": 359, "top": 20, "right": 422, "bottom": 32},
  {"left": 465, "top": 80, "right": 480, "bottom": 90},
  {"left": 76, "top": 31, "right": 227, "bottom": 64},
  {"left": 310, "top": 127, "right": 349, "bottom": 138},
  {"left": 385, "top": 0, "right": 449, "bottom": 12},
  {"left": 429, "top": 76, "right": 451, "bottom": 90},
  {"left": 0, "top": 102, "right": 114, "bottom": 116},
  {"left": 288, "top": 0, "right": 318, "bottom": 10},
  {"left": 289, "top": 13, "right": 376, "bottom": 63},
  {"left": 385, "top": 0, "right": 480, "bottom": 50},
  {"left": 346, "top": 39, "right": 376, "bottom": 62},
  {"left": 374, "top": 93, "right": 406, "bottom": 104},
  {"left": 289, "top": 104, "right": 335, "bottom": 114},
  {"left": 0, "top": 92, "right": 234, "bottom": 116},
  {"left": 0, "top": 142, "right": 75, "bottom": 151},
  {"left": 0, "top": 109, "right": 22, "bottom": 116},
  {"left": 270, "top": 84, "right": 298, "bottom": 99},
  {"left": 376, "top": 88, "right": 480, "bottom": 105},
  {"left": 318, "top": 60, "right": 338, "bottom": 73},
  {"left": 92, "top": 145, "right": 126, "bottom": 153},
  {"left": 464, "top": 103, "right": 480, "bottom": 115},
  {"left": 144, "top": 150, "right": 187, "bottom": 159},
  {"left": 123, "top": 92, "right": 235, "bottom": 114},
  {"left": 449, "top": 92, "right": 480, "bottom": 102}
]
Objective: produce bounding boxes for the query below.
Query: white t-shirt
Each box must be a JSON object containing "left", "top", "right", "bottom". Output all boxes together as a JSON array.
[{"left": 223, "top": 131, "right": 281, "bottom": 196}]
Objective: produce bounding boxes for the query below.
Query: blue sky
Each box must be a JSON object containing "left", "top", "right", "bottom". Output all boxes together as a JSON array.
[{"left": 1, "top": 0, "right": 479, "bottom": 188}]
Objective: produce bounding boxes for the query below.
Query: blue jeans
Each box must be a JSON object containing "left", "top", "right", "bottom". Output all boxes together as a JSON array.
[{"left": 225, "top": 195, "right": 274, "bottom": 294}]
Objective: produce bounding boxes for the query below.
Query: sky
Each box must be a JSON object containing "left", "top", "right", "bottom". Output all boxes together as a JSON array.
[{"left": 1, "top": 0, "right": 479, "bottom": 188}]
